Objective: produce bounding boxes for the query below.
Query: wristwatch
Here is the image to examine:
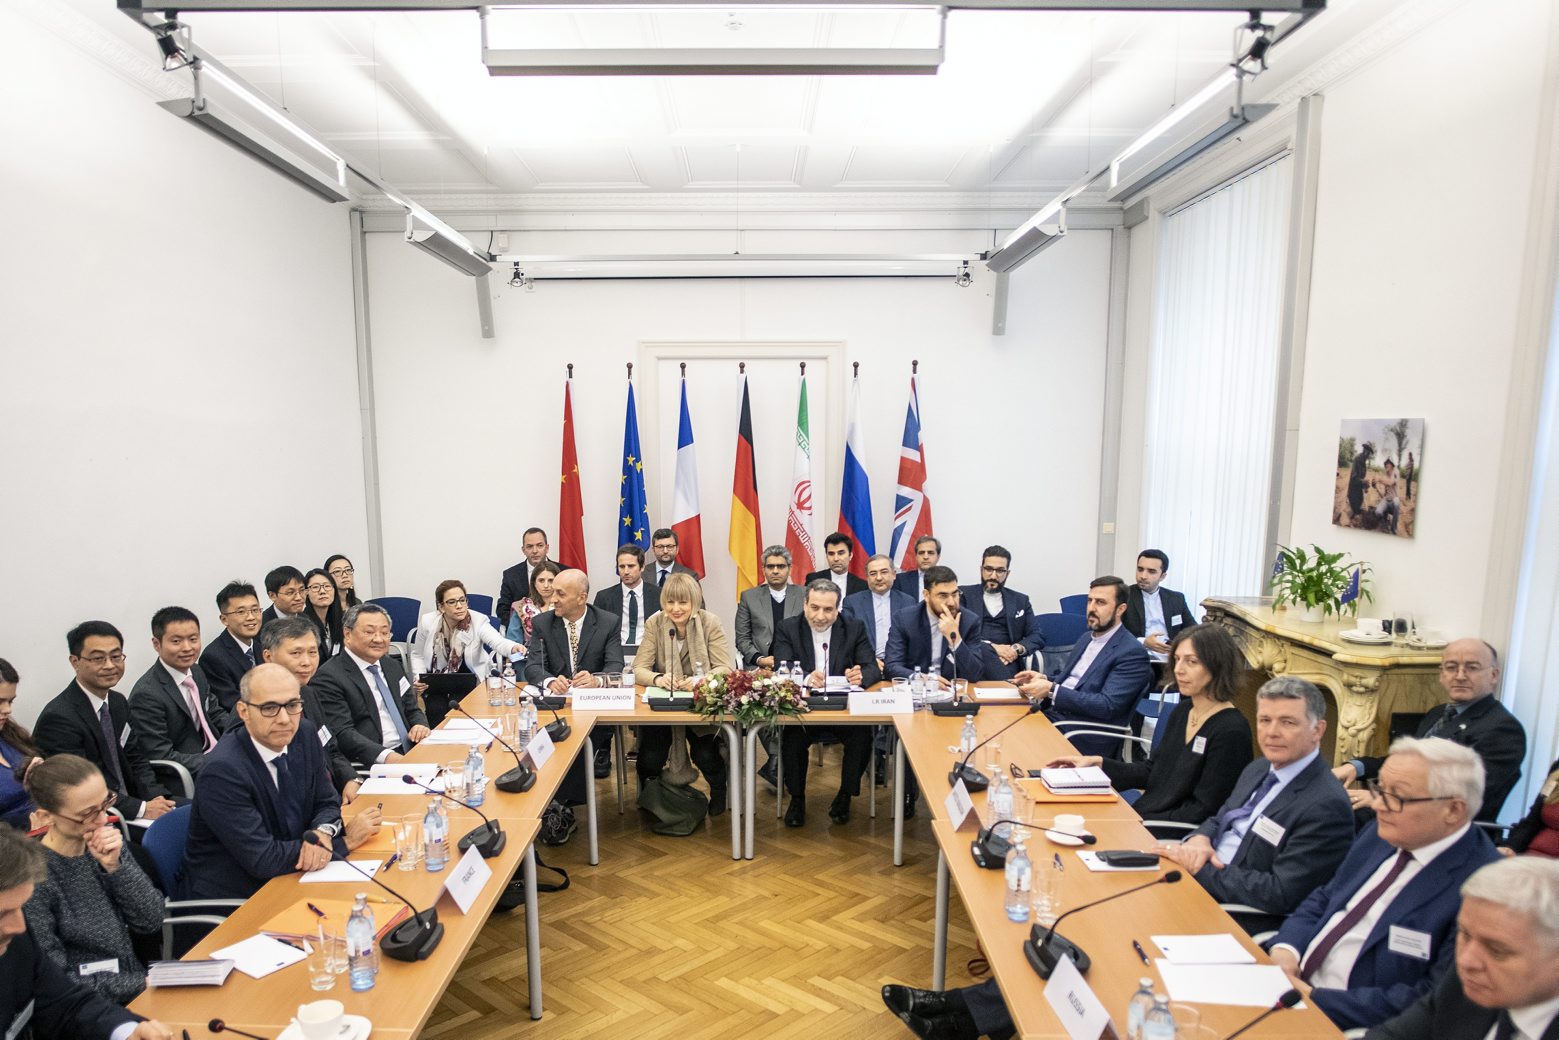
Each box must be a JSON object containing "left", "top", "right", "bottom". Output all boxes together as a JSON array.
[{"left": 317, "top": 821, "right": 342, "bottom": 839}]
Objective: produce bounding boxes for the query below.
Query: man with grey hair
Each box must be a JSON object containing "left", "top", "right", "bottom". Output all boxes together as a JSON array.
[
  {"left": 735, "top": 545, "right": 804, "bottom": 670},
  {"left": 1367, "top": 857, "right": 1559, "bottom": 1039},
  {"left": 845, "top": 553, "right": 915, "bottom": 672},
  {"left": 1157, "top": 675, "right": 1354, "bottom": 927},
  {"left": 261, "top": 616, "right": 360, "bottom": 801},
  {"left": 310, "top": 602, "right": 430, "bottom": 767},
  {"left": 1267, "top": 737, "right": 1501, "bottom": 1030}
]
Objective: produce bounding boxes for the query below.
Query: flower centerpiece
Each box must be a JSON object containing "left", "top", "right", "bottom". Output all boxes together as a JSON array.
[
  {"left": 691, "top": 667, "right": 809, "bottom": 727},
  {"left": 1270, "top": 543, "right": 1373, "bottom": 622}
]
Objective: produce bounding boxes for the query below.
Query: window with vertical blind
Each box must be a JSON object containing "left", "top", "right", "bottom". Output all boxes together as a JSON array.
[{"left": 1142, "top": 156, "right": 1292, "bottom": 604}]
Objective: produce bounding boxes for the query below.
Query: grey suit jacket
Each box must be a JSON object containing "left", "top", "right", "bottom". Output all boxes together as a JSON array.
[
  {"left": 734, "top": 584, "right": 805, "bottom": 666},
  {"left": 128, "top": 661, "right": 233, "bottom": 775}
]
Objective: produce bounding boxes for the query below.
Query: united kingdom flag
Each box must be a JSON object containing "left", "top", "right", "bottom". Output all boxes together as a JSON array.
[{"left": 890, "top": 371, "right": 934, "bottom": 570}]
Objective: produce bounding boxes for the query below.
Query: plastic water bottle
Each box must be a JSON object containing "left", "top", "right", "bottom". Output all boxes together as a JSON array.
[
  {"left": 911, "top": 667, "right": 926, "bottom": 709},
  {"left": 959, "top": 715, "right": 978, "bottom": 755},
  {"left": 791, "top": 661, "right": 805, "bottom": 687},
  {"left": 518, "top": 696, "right": 537, "bottom": 749},
  {"left": 1003, "top": 841, "right": 1032, "bottom": 923},
  {"left": 487, "top": 660, "right": 503, "bottom": 708},
  {"left": 423, "top": 796, "right": 449, "bottom": 872},
  {"left": 1142, "top": 994, "right": 1175, "bottom": 1040},
  {"left": 1125, "top": 978, "right": 1157, "bottom": 1040},
  {"left": 346, "top": 892, "right": 377, "bottom": 991},
  {"left": 989, "top": 772, "right": 1014, "bottom": 825},
  {"left": 465, "top": 742, "right": 485, "bottom": 807},
  {"left": 501, "top": 655, "right": 518, "bottom": 708}
]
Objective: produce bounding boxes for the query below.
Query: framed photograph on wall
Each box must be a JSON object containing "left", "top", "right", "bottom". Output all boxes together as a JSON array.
[{"left": 1333, "top": 418, "right": 1424, "bottom": 539}]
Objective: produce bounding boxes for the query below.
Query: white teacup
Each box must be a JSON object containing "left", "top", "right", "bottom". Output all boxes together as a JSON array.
[
  {"left": 1355, "top": 617, "right": 1384, "bottom": 635},
  {"left": 1053, "top": 813, "right": 1086, "bottom": 833},
  {"left": 297, "top": 999, "right": 344, "bottom": 1040}
]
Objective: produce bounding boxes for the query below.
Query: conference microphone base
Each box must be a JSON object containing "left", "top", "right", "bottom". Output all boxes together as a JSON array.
[
  {"left": 381, "top": 909, "right": 444, "bottom": 962},
  {"left": 496, "top": 765, "right": 536, "bottom": 793},
  {"left": 930, "top": 700, "right": 979, "bottom": 717},
  {"left": 1023, "top": 929, "right": 1091, "bottom": 979},
  {"left": 545, "top": 720, "right": 571, "bottom": 742},
  {"left": 948, "top": 762, "right": 990, "bottom": 793},
  {"left": 457, "top": 821, "right": 507, "bottom": 858}
]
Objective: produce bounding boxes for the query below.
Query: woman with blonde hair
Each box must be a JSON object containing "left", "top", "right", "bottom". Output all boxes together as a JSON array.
[{"left": 632, "top": 572, "right": 733, "bottom": 815}]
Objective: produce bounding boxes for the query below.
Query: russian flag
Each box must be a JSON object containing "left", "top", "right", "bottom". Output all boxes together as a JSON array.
[
  {"left": 671, "top": 377, "right": 706, "bottom": 578},
  {"left": 837, "top": 375, "right": 875, "bottom": 578}
]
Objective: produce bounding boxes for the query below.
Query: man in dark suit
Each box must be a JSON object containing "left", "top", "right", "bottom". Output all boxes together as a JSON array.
[
  {"left": 1368, "top": 859, "right": 1559, "bottom": 1040},
  {"left": 496, "top": 526, "right": 553, "bottom": 628},
  {"left": 183, "top": 665, "right": 381, "bottom": 900},
  {"left": 1013, "top": 576, "right": 1155, "bottom": 757},
  {"left": 1157, "top": 676, "right": 1355, "bottom": 926},
  {"left": 200, "top": 580, "right": 264, "bottom": 711},
  {"left": 958, "top": 545, "right": 1044, "bottom": 680},
  {"left": 261, "top": 616, "right": 363, "bottom": 802},
  {"left": 1122, "top": 549, "right": 1195, "bottom": 663},
  {"left": 773, "top": 579, "right": 883, "bottom": 827},
  {"left": 845, "top": 553, "right": 915, "bottom": 671},
  {"left": 310, "top": 603, "right": 430, "bottom": 767},
  {"left": 1267, "top": 738, "right": 1500, "bottom": 1030},
  {"left": 806, "top": 531, "right": 868, "bottom": 596},
  {"left": 892, "top": 535, "right": 941, "bottom": 601},
  {"left": 128, "top": 606, "right": 233, "bottom": 777},
  {"left": 34, "top": 621, "right": 176, "bottom": 822},
  {"left": 0, "top": 828, "right": 166, "bottom": 1040},
  {"left": 885, "top": 565, "right": 998, "bottom": 685},
  {"left": 735, "top": 545, "right": 805, "bottom": 669},
  {"left": 590, "top": 545, "right": 659, "bottom": 777},
  {"left": 649, "top": 527, "right": 701, "bottom": 587},
  {"left": 1336, "top": 638, "right": 1526, "bottom": 822},
  {"left": 260, "top": 564, "right": 307, "bottom": 626}
]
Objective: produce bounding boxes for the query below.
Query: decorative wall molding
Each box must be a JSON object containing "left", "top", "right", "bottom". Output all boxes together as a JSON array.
[{"left": 18, "top": 0, "right": 186, "bottom": 103}]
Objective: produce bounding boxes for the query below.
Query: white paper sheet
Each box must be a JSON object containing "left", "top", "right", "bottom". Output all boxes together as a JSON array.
[
  {"left": 368, "top": 762, "right": 438, "bottom": 780},
  {"left": 1155, "top": 961, "right": 1298, "bottom": 1007},
  {"left": 1150, "top": 934, "right": 1256, "bottom": 965},
  {"left": 209, "top": 934, "right": 306, "bottom": 979},
  {"left": 299, "top": 859, "right": 382, "bottom": 883}
]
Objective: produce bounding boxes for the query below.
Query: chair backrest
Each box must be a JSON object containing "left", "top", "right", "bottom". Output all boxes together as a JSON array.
[
  {"left": 1058, "top": 594, "right": 1088, "bottom": 616},
  {"left": 1037, "top": 612, "right": 1087, "bottom": 647},
  {"left": 141, "top": 803, "right": 194, "bottom": 896},
  {"left": 466, "top": 593, "right": 494, "bottom": 618},
  {"left": 369, "top": 596, "right": 422, "bottom": 642}
]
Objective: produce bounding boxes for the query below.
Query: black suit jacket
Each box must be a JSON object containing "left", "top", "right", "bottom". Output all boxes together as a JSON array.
[
  {"left": 524, "top": 606, "right": 625, "bottom": 686},
  {"left": 128, "top": 661, "right": 234, "bottom": 775},
  {"left": 1356, "top": 695, "right": 1527, "bottom": 821},
  {"left": 649, "top": 561, "right": 701, "bottom": 587},
  {"left": 1122, "top": 585, "right": 1195, "bottom": 641},
  {"left": 34, "top": 682, "right": 168, "bottom": 817},
  {"left": 805, "top": 568, "right": 868, "bottom": 597},
  {"left": 1190, "top": 754, "right": 1356, "bottom": 915},
  {"left": 771, "top": 615, "right": 882, "bottom": 688},
  {"left": 1367, "top": 968, "right": 1559, "bottom": 1040},
  {"left": 497, "top": 558, "right": 548, "bottom": 627},
  {"left": 593, "top": 582, "right": 661, "bottom": 645},
  {"left": 199, "top": 629, "right": 259, "bottom": 711},
  {"left": 301, "top": 682, "right": 362, "bottom": 793},
  {"left": 892, "top": 569, "right": 925, "bottom": 600},
  {"left": 309, "top": 651, "right": 428, "bottom": 767},
  {"left": 0, "top": 928, "right": 138, "bottom": 1040}
]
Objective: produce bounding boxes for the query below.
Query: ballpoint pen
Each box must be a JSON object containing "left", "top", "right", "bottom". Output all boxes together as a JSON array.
[
  {"left": 1132, "top": 939, "right": 1151, "bottom": 966},
  {"left": 1053, "top": 853, "right": 1064, "bottom": 872},
  {"left": 306, "top": 902, "right": 326, "bottom": 918},
  {"left": 385, "top": 852, "right": 400, "bottom": 870}
]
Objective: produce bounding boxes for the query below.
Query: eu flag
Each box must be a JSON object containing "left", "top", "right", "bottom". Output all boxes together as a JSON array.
[
  {"left": 1339, "top": 566, "right": 1361, "bottom": 606},
  {"left": 619, "top": 381, "right": 651, "bottom": 549}
]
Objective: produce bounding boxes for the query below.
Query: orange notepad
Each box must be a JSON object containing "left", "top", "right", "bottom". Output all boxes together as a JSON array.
[{"left": 264, "top": 897, "right": 410, "bottom": 942}]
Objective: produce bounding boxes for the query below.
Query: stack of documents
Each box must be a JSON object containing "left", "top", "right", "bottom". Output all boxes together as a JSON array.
[
  {"left": 146, "top": 959, "right": 236, "bottom": 987},
  {"left": 1150, "top": 934, "right": 1298, "bottom": 1007},
  {"left": 1038, "top": 766, "right": 1112, "bottom": 795}
]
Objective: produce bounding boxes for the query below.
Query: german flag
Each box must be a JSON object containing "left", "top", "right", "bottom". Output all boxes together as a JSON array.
[{"left": 728, "top": 373, "right": 762, "bottom": 595}]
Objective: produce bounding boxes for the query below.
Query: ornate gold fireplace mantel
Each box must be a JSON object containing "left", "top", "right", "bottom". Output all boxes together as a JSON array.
[{"left": 1201, "top": 597, "right": 1447, "bottom": 763}]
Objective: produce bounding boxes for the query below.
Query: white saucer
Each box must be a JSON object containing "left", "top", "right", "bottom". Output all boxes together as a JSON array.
[
  {"left": 278, "top": 1014, "right": 371, "bottom": 1040},
  {"left": 1339, "top": 629, "right": 1392, "bottom": 645},
  {"left": 1043, "top": 830, "right": 1091, "bottom": 847},
  {"left": 1408, "top": 637, "right": 1448, "bottom": 650}
]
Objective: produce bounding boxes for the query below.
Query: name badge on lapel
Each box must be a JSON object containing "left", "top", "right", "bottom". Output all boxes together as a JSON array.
[
  {"left": 1171, "top": 614, "right": 1183, "bottom": 626},
  {"left": 318, "top": 725, "right": 332, "bottom": 746},
  {"left": 398, "top": 676, "right": 412, "bottom": 696},
  {"left": 119, "top": 723, "right": 132, "bottom": 747},
  {"left": 1388, "top": 925, "right": 1432, "bottom": 960},
  {"left": 1192, "top": 736, "right": 1207, "bottom": 755},
  {"left": 1252, "top": 816, "right": 1286, "bottom": 846}
]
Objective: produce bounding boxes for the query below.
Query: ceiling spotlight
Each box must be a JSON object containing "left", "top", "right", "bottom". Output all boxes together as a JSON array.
[
  {"left": 508, "top": 262, "right": 523, "bottom": 287},
  {"left": 1235, "top": 16, "right": 1276, "bottom": 75},
  {"left": 954, "top": 261, "right": 972, "bottom": 288},
  {"left": 153, "top": 20, "right": 193, "bottom": 71}
]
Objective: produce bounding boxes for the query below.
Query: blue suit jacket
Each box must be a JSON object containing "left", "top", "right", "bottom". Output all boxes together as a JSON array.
[
  {"left": 1269, "top": 821, "right": 1500, "bottom": 1030},
  {"left": 884, "top": 604, "right": 998, "bottom": 681},
  {"left": 843, "top": 588, "right": 915, "bottom": 656},
  {"left": 183, "top": 719, "right": 346, "bottom": 899},
  {"left": 959, "top": 584, "right": 1045, "bottom": 676},
  {"left": 892, "top": 570, "right": 924, "bottom": 600},
  {"left": 1044, "top": 625, "right": 1154, "bottom": 754}
]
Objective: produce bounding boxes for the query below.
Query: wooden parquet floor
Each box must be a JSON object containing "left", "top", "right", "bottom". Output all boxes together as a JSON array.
[{"left": 422, "top": 744, "right": 982, "bottom": 1039}]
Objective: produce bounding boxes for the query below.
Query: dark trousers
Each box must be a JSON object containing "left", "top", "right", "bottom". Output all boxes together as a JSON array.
[
  {"left": 589, "top": 722, "right": 615, "bottom": 755},
  {"left": 965, "top": 979, "right": 1015, "bottom": 1040},
  {"left": 636, "top": 727, "right": 726, "bottom": 793},
  {"left": 781, "top": 725, "right": 871, "bottom": 799}
]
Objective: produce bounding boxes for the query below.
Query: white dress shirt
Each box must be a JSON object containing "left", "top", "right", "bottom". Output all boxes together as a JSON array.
[
  {"left": 343, "top": 647, "right": 401, "bottom": 763},
  {"left": 1491, "top": 993, "right": 1559, "bottom": 1040},
  {"left": 249, "top": 734, "right": 287, "bottom": 787},
  {"left": 618, "top": 582, "right": 645, "bottom": 647},
  {"left": 870, "top": 591, "right": 894, "bottom": 656},
  {"left": 769, "top": 586, "right": 789, "bottom": 604},
  {"left": 1140, "top": 588, "right": 1168, "bottom": 662},
  {"left": 810, "top": 626, "right": 831, "bottom": 682},
  {"left": 1214, "top": 749, "right": 1321, "bottom": 864},
  {"left": 925, "top": 605, "right": 945, "bottom": 667}
]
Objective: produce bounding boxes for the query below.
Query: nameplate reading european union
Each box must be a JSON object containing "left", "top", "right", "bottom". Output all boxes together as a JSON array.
[
  {"left": 443, "top": 844, "right": 491, "bottom": 915},
  {"left": 573, "top": 689, "right": 636, "bottom": 712},
  {"left": 526, "top": 726, "right": 555, "bottom": 770},
  {"left": 1043, "top": 953, "right": 1116, "bottom": 1040},
  {"left": 848, "top": 689, "right": 913, "bottom": 715}
]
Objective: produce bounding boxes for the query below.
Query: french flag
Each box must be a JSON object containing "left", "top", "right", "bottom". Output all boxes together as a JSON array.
[
  {"left": 837, "top": 374, "right": 876, "bottom": 578},
  {"left": 671, "top": 377, "right": 706, "bottom": 577}
]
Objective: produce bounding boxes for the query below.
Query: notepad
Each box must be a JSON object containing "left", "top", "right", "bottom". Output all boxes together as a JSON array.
[
  {"left": 368, "top": 763, "right": 438, "bottom": 780},
  {"left": 299, "top": 859, "right": 382, "bottom": 883},
  {"left": 1150, "top": 934, "right": 1256, "bottom": 965},
  {"left": 264, "top": 897, "right": 409, "bottom": 942},
  {"left": 145, "top": 959, "right": 236, "bottom": 987},
  {"left": 1039, "top": 766, "right": 1112, "bottom": 792},
  {"left": 210, "top": 934, "right": 306, "bottom": 979},
  {"left": 1156, "top": 961, "right": 1299, "bottom": 1007}
]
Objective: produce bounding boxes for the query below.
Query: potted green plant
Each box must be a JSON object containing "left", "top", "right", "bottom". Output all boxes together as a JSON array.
[{"left": 1270, "top": 544, "right": 1373, "bottom": 622}]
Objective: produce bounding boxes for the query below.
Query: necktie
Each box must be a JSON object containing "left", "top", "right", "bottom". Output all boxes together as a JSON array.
[
  {"left": 1214, "top": 770, "right": 1281, "bottom": 844},
  {"left": 626, "top": 590, "right": 639, "bottom": 645},
  {"left": 566, "top": 618, "right": 580, "bottom": 674},
  {"left": 1426, "top": 707, "right": 1455, "bottom": 739},
  {"left": 660, "top": 567, "right": 670, "bottom": 586},
  {"left": 182, "top": 677, "right": 217, "bottom": 752},
  {"left": 367, "top": 664, "right": 411, "bottom": 750},
  {"left": 97, "top": 702, "right": 127, "bottom": 795},
  {"left": 272, "top": 751, "right": 303, "bottom": 835},
  {"left": 1493, "top": 1011, "right": 1518, "bottom": 1040},
  {"left": 272, "top": 749, "right": 290, "bottom": 790},
  {"left": 1301, "top": 849, "right": 1414, "bottom": 981}
]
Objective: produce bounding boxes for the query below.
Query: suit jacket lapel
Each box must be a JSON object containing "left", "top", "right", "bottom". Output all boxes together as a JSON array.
[
  {"left": 238, "top": 735, "right": 290, "bottom": 834},
  {"left": 72, "top": 683, "right": 114, "bottom": 763}
]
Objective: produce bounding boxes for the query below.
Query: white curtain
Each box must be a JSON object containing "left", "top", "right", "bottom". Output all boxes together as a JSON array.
[{"left": 1142, "top": 156, "right": 1292, "bottom": 605}]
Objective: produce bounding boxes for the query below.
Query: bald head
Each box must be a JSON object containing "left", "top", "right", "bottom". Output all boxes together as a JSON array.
[
  {"left": 552, "top": 569, "right": 589, "bottom": 622},
  {"left": 1439, "top": 638, "right": 1500, "bottom": 705},
  {"left": 238, "top": 663, "right": 304, "bottom": 751}
]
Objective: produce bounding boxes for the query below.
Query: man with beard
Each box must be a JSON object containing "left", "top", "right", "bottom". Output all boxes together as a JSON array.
[{"left": 958, "top": 545, "right": 1042, "bottom": 680}]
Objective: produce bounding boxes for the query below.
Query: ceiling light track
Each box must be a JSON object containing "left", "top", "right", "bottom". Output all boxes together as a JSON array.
[{"left": 117, "top": 2, "right": 1317, "bottom": 12}]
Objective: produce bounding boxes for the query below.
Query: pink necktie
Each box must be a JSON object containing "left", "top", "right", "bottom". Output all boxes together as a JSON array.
[{"left": 183, "top": 677, "right": 217, "bottom": 752}]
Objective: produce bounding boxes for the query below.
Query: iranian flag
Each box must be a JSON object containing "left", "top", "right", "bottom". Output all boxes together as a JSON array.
[{"left": 784, "top": 372, "right": 816, "bottom": 581}]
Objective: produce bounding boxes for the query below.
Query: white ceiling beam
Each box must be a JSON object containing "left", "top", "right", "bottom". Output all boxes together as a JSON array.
[{"left": 118, "top": 1, "right": 1318, "bottom": 12}]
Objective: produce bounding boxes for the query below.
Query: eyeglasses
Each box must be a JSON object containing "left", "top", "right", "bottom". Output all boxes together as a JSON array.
[
  {"left": 75, "top": 653, "right": 126, "bottom": 666},
  {"left": 328, "top": 567, "right": 354, "bottom": 577},
  {"left": 243, "top": 698, "right": 305, "bottom": 718},
  {"left": 1365, "top": 778, "right": 1457, "bottom": 814},
  {"left": 59, "top": 792, "right": 118, "bottom": 825},
  {"left": 1438, "top": 662, "right": 1486, "bottom": 676},
  {"left": 981, "top": 566, "right": 1009, "bottom": 576},
  {"left": 442, "top": 597, "right": 468, "bottom": 607},
  {"left": 306, "top": 584, "right": 334, "bottom": 594},
  {"left": 222, "top": 606, "right": 263, "bottom": 619}
]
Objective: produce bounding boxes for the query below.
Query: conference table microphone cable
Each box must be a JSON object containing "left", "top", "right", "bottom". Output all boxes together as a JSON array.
[
  {"left": 399, "top": 774, "right": 507, "bottom": 858},
  {"left": 1023, "top": 869, "right": 1182, "bottom": 978},
  {"left": 1222, "top": 989, "right": 1303, "bottom": 1040},
  {"left": 302, "top": 832, "right": 443, "bottom": 962},
  {"left": 447, "top": 704, "right": 535, "bottom": 793}
]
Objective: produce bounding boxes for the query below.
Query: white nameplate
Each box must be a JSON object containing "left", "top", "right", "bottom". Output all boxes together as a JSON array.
[
  {"left": 1253, "top": 816, "right": 1286, "bottom": 846},
  {"left": 79, "top": 958, "right": 119, "bottom": 976},
  {"left": 1388, "top": 925, "right": 1432, "bottom": 960},
  {"left": 572, "top": 689, "right": 636, "bottom": 712},
  {"left": 1042, "top": 952, "right": 1116, "bottom": 1040},
  {"left": 849, "top": 689, "right": 913, "bottom": 715},
  {"left": 945, "top": 778, "right": 975, "bottom": 830},
  {"left": 318, "top": 725, "right": 332, "bottom": 746},
  {"left": 526, "top": 725, "right": 555, "bottom": 770},
  {"left": 443, "top": 843, "right": 492, "bottom": 915}
]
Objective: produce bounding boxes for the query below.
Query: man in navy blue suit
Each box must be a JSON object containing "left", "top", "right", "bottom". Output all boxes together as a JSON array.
[
  {"left": 884, "top": 565, "right": 997, "bottom": 687},
  {"left": 183, "top": 664, "right": 381, "bottom": 900},
  {"left": 892, "top": 535, "right": 941, "bottom": 601},
  {"left": 1013, "top": 576, "right": 1153, "bottom": 756},
  {"left": 958, "top": 545, "right": 1043, "bottom": 680},
  {"left": 845, "top": 554, "right": 915, "bottom": 672},
  {"left": 1268, "top": 737, "right": 1500, "bottom": 1031}
]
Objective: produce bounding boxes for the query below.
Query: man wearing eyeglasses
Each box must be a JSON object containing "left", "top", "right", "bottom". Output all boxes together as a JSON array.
[
  {"left": 199, "top": 580, "right": 265, "bottom": 711},
  {"left": 957, "top": 545, "right": 1042, "bottom": 680},
  {"left": 1267, "top": 738, "right": 1502, "bottom": 1031},
  {"left": 183, "top": 664, "right": 381, "bottom": 900},
  {"left": 1334, "top": 639, "right": 1527, "bottom": 822},
  {"left": 34, "top": 621, "right": 176, "bottom": 822}
]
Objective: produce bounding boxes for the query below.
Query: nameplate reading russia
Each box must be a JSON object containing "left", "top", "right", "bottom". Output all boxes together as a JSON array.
[
  {"left": 848, "top": 689, "right": 913, "bottom": 715},
  {"left": 572, "top": 689, "right": 637, "bottom": 712}
]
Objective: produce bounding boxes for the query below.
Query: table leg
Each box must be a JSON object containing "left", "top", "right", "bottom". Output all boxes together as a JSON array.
[
  {"left": 933, "top": 849, "right": 948, "bottom": 990},
  {"left": 744, "top": 724, "right": 760, "bottom": 859},
  {"left": 722, "top": 723, "right": 742, "bottom": 861},
  {"left": 584, "top": 734, "right": 599, "bottom": 866},
  {"left": 894, "top": 737, "right": 906, "bottom": 867},
  {"left": 615, "top": 724, "right": 627, "bottom": 814},
  {"left": 524, "top": 842, "right": 542, "bottom": 1019},
  {"left": 868, "top": 736, "right": 877, "bottom": 820}
]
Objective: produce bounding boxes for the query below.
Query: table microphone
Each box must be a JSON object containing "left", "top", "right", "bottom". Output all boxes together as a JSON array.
[
  {"left": 541, "top": 698, "right": 571, "bottom": 743},
  {"left": 949, "top": 699, "right": 1044, "bottom": 793},
  {"left": 302, "top": 833, "right": 443, "bottom": 961},
  {"left": 1222, "top": 989, "right": 1302, "bottom": 1039},
  {"left": 970, "top": 818, "right": 1097, "bottom": 868},
  {"left": 1024, "top": 870, "right": 1182, "bottom": 978},
  {"left": 448, "top": 704, "right": 535, "bottom": 794},
  {"left": 208, "top": 1022, "right": 271, "bottom": 1040},
  {"left": 399, "top": 774, "right": 507, "bottom": 857}
]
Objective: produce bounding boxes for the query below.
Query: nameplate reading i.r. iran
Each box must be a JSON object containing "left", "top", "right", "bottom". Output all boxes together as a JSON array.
[
  {"left": 572, "top": 689, "right": 636, "bottom": 712},
  {"left": 848, "top": 689, "right": 913, "bottom": 714}
]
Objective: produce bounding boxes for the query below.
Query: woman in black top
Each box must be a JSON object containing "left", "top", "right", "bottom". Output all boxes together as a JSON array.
[
  {"left": 324, "top": 554, "right": 362, "bottom": 610},
  {"left": 302, "top": 568, "right": 344, "bottom": 657},
  {"left": 1046, "top": 623, "right": 1252, "bottom": 825}
]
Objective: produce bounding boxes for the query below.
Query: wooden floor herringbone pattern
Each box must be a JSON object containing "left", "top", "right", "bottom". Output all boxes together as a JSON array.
[{"left": 422, "top": 744, "right": 983, "bottom": 1039}]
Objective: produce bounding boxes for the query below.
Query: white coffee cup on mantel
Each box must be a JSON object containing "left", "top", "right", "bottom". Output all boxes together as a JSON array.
[
  {"left": 1355, "top": 617, "right": 1384, "bottom": 635},
  {"left": 296, "top": 999, "right": 344, "bottom": 1040}
]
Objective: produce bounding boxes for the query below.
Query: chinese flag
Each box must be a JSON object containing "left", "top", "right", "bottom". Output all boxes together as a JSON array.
[{"left": 558, "top": 378, "right": 587, "bottom": 572}]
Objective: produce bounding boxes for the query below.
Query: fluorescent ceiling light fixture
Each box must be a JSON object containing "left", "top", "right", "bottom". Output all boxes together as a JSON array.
[
  {"left": 495, "top": 254, "right": 976, "bottom": 279},
  {"left": 407, "top": 212, "right": 495, "bottom": 277},
  {"left": 480, "top": 5, "right": 944, "bottom": 75},
  {"left": 983, "top": 169, "right": 1093, "bottom": 273}
]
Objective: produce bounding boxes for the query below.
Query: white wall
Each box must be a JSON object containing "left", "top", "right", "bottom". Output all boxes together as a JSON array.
[
  {"left": 364, "top": 229, "right": 1115, "bottom": 627},
  {"left": 0, "top": 5, "right": 364, "bottom": 727}
]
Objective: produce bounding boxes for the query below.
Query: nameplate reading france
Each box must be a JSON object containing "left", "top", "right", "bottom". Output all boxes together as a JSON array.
[
  {"left": 526, "top": 725, "right": 555, "bottom": 769},
  {"left": 443, "top": 844, "right": 491, "bottom": 914},
  {"left": 848, "top": 689, "right": 912, "bottom": 715},
  {"left": 1042, "top": 953, "right": 1116, "bottom": 1040},
  {"left": 945, "top": 778, "right": 975, "bottom": 829},
  {"left": 573, "top": 689, "right": 636, "bottom": 712}
]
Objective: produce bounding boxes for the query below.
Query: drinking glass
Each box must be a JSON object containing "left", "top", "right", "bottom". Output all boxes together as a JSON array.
[
  {"left": 1169, "top": 1003, "right": 1207, "bottom": 1039},
  {"left": 307, "top": 933, "right": 336, "bottom": 991},
  {"left": 984, "top": 734, "right": 1004, "bottom": 775},
  {"left": 442, "top": 761, "right": 466, "bottom": 803},
  {"left": 397, "top": 814, "right": 423, "bottom": 869},
  {"left": 1031, "top": 861, "right": 1062, "bottom": 926},
  {"left": 323, "top": 931, "right": 349, "bottom": 976}
]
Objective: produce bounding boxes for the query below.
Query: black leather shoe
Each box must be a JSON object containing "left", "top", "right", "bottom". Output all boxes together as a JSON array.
[
  {"left": 784, "top": 797, "right": 806, "bottom": 827},
  {"left": 593, "top": 748, "right": 612, "bottom": 779},
  {"left": 829, "top": 792, "right": 851, "bottom": 825},
  {"left": 758, "top": 757, "right": 778, "bottom": 789},
  {"left": 709, "top": 786, "right": 727, "bottom": 817},
  {"left": 881, "top": 985, "right": 957, "bottom": 1019},
  {"left": 903, "top": 794, "right": 918, "bottom": 820},
  {"left": 902, "top": 1011, "right": 978, "bottom": 1040}
]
